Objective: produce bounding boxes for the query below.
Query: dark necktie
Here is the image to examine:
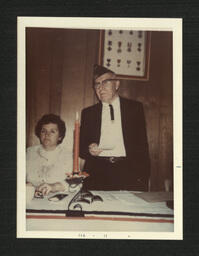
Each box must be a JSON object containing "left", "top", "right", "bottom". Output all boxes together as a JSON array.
[{"left": 109, "top": 104, "right": 114, "bottom": 121}]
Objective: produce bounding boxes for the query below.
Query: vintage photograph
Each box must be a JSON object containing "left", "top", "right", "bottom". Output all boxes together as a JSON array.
[{"left": 17, "top": 17, "right": 182, "bottom": 239}]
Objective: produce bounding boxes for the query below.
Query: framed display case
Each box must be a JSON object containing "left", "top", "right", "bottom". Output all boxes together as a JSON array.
[{"left": 98, "top": 30, "right": 151, "bottom": 81}]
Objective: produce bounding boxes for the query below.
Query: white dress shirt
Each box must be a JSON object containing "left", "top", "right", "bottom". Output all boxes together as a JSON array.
[{"left": 99, "top": 96, "right": 126, "bottom": 157}]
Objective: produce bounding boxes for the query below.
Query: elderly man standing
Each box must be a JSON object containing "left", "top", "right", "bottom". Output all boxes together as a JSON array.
[{"left": 80, "top": 64, "right": 150, "bottom": 191}]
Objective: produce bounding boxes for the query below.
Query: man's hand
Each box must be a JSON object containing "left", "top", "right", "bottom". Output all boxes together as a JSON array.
[{"left": 88, "top": 143, "right": 103, "bottom": 156}]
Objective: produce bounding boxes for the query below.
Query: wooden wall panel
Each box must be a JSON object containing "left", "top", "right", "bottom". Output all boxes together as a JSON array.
[
  {"left": 61, "top": 29, "right": 88, "bottom": 150},
  {"left": 157, "top": 32, "right": 173, "bottom": 190},
  {"left": 26, "top": 28, "right": 51, "bottom": 146},
  {"left": 49, "top": 29, "right": 65, "bottom": 115},
  {"left": 60, "top": 29, "right": 98, "bottom": 151},
  {"left": 26, "top": 28, "right": 173, "bottom": 191},
  {"left": 26, "top": 28, "right": 65, "bottom": 146},
  {"left": 82, "top": 30, "right": 100, "bottom": 108},
  {"left": 118, "top": 31, "right": 173, "bottom": 190}
]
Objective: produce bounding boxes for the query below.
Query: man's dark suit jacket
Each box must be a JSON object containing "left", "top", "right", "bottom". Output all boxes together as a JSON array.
[{"left": 80, "top": 97, "right": 150, "bottom": 190}]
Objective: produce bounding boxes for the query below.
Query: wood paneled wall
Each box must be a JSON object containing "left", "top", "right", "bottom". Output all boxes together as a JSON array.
[
  {"left": 26, "top": 28, "right": 173, "bottom": 191},
  {"left": 119, "top": 32, "right": 173, "bottom": 190}
]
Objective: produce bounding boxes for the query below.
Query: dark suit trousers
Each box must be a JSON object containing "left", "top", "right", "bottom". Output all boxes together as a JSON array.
[{"left": 83, "top": 157, "right": 148, "bottom": 191}]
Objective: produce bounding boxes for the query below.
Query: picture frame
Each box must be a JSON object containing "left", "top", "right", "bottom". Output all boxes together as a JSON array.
[{"left": 98, "top": 30, "right": 151, "bottom": 81}]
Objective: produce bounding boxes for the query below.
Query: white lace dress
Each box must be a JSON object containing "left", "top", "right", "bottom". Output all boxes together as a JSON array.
[{"left": 26, "top": 144, "right": 73, "bottom": 190}]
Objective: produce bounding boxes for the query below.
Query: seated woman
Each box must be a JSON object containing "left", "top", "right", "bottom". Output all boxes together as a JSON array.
[{"left": 26, "top": 114, "right": 72, "bottom": 197}]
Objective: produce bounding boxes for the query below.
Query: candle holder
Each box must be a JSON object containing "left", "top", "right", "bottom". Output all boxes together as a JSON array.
[
  {"left": 66, "top": 186, "right": 103, "bottom": 216},
  {"left": 66, "top": 171, "right": 89, "bottom": 187}
]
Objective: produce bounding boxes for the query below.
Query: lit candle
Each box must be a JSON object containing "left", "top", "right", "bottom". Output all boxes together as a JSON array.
[{"left": 73, "top": 111, "right": 80, "bottom": 174}]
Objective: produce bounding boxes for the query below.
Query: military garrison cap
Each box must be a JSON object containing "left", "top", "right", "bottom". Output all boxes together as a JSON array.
[{"left": 93, "top": 64, "right": 115, "bottom": 80}]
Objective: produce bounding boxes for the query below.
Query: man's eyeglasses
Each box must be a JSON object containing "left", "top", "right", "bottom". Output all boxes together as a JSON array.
[{"left": 94, "top": 79, "right": 117, "bottom": 89}]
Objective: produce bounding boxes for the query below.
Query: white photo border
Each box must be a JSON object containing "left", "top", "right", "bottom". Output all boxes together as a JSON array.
[{"left": 17, "top": 17, "right": 182, "bottom": 240}]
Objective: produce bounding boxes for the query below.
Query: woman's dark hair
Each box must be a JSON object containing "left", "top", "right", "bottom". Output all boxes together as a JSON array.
[{"left": 35, "top": 114, "right": 66, "bottom": 144}]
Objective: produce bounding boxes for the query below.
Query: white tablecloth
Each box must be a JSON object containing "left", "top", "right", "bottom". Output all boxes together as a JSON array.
[{"left": 26, "top": 191, "right": 174, "bottom": 232}]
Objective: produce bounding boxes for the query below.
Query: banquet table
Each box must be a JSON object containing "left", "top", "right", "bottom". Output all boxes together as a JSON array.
[{"left": 26, "top": 190, "right": 174, "bottom": 232}]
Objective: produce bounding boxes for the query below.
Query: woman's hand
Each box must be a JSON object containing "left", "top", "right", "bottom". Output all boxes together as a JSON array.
[
  {"left": 36, "top": 182, "right": 66, "bottom": 196},
  {"left": 37, "top": 183, "right": 53, "bottom": 196},
  {"left": 88, "top": 143, "right": 102, "bottom": 156}
]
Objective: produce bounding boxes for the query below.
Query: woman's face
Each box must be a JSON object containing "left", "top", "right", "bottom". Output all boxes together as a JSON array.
[{"left": 40, "top": 123, "right": 61, "bottom": 151}]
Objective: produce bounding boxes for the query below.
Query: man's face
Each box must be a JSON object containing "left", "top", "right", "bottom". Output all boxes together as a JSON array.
[{"left": 94, "top": 72, "right": 120, "bottom": 103}]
